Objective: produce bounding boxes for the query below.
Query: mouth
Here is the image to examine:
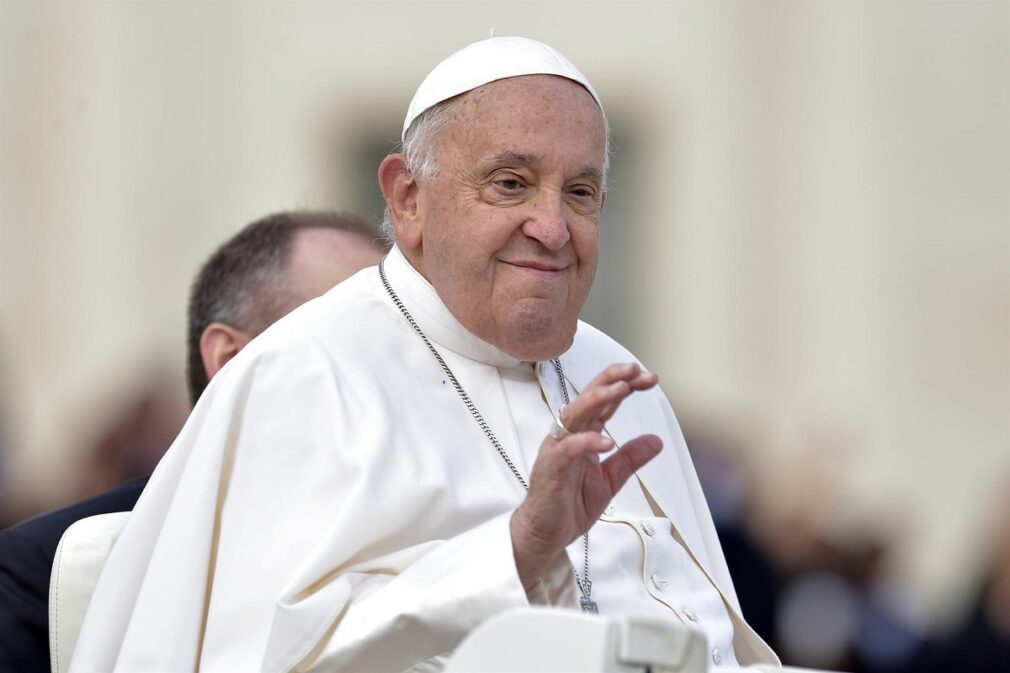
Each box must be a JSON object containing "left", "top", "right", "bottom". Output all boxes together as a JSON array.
[{"left": 504, "top": 260, "right": 569, "bottom": 276}]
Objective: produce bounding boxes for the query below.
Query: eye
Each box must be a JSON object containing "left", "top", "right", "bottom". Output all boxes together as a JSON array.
[
  {"left": 482, "top": 170, "right": 530, "bottom": 205},
  {"left": 494, "top": 175, "right": 525, "bottom": 192},
  {"left": 567, "top": 184, "right": 598, "bottom": 200},
  {"left": 566, "top": 183, "right": 603, "bottom": 215}
]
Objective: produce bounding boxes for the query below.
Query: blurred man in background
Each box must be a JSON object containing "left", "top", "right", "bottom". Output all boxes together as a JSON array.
[{"left": 0, "top": 210, "right": 385, "bottom": 673}]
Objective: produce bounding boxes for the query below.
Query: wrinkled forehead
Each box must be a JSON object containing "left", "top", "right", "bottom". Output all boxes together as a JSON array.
[
  {"left": 402, "top": 36, "right": 604, "bottom": 142},
  {"left": 429, "top": 76, "right": 608, "bottom": 188},
  {"left": 450, "top": 75, "right": 606, "bottom": 147}
]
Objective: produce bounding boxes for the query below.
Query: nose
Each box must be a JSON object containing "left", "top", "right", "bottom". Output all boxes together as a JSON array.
[{"left": 521, "top": 190, "right": 570, "bottom": 251}]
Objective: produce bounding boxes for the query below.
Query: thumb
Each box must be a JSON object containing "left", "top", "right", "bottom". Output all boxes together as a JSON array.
[{"left": 600, "top": 434, "right": 663, "bottom": 493}]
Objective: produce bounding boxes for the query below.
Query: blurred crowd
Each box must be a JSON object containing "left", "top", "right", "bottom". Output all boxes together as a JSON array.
[
  {"left": 1, "top": 379, "right": 1007, "bottom": 671},
  {"left": 0, "top": 373, "right": 188, "bottom": 529},
  {"left": 688, "top": 427, "right": 1010, "bottom": 672}
]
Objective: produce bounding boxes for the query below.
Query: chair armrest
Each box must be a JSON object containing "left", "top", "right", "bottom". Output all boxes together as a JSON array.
[{"left": 48, "top": 512, "right": 131, "bottom": 673}]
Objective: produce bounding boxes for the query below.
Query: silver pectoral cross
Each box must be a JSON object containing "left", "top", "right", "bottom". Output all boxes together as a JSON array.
[{"left": 578, "top": 578, "right": 598, "bottom": 614}]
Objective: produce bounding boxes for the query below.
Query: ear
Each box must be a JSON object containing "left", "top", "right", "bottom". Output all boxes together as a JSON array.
[
  {"left": 200, "top": 322, "right": 252, "bottom": 381},
  {"left": 378, "top": 153, "right": 422, "bottom": 250}
]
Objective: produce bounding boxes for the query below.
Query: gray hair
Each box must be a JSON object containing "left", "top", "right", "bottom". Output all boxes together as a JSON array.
[
  {"left": 380, "top": 99, "right": 460, "bottom": 242},
  {"left": 380, "top": 88, "right": 611, "bottom": 243}
]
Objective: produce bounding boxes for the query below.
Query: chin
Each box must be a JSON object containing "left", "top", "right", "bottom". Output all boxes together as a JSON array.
[{"left": 500, "top": 314, "right": 577, "bottom": 362}]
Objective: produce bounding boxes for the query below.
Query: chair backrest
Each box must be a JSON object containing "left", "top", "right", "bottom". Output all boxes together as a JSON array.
[{"left": 48, "top": 511, "right": 130, "bottom": 673}]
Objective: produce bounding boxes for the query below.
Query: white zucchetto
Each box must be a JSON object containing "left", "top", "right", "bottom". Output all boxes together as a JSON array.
[{"left": 401, "top": 35, "right": 603, "bottom": 141}]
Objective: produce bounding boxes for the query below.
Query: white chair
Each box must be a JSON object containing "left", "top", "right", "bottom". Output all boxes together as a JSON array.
[
  {"left": 48, "top": 511, "right": 130, "bottom": 673},
  {"left": 445, "top": 607, "right": 710, "bottom": 672}
]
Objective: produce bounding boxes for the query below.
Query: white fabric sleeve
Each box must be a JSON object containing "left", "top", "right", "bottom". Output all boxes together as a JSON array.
[{"left": 286, "top": 514, "right": 579, "bottom": 673}]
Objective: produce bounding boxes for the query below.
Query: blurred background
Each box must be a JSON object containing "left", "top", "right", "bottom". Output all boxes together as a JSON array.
[{"left": 0, "top": 1, "right": 1007, "bottom": 670}]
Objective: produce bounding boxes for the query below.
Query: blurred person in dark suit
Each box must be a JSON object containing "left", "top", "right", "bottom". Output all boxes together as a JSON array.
[{"left": 0, "top": 210, "right": 386, "bottom": 673}]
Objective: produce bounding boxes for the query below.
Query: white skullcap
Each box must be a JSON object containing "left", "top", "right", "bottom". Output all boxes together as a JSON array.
[{"left": 402, "top": 36, "right": 603, "bottom": 141}]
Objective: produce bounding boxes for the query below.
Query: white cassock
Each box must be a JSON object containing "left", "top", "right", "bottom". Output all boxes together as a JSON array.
[{"left": 70, "top": 246, "right": 779, "bottom": 672}]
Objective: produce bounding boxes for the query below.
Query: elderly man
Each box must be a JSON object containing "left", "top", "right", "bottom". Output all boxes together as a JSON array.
[
  {"left": 71, "top": 38, "right": 778, "bottom": 672},
  {"left": 0, "top": 211, "right": 385, "bottom": 673}
]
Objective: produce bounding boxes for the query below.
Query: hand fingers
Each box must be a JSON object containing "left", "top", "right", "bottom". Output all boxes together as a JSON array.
[
  {"left": 560, "top": 364, "right": 659, "bottom": 433},
  {"left": 627, "top": 370, "right": 659, "bottom": 391},
  {"left": 587, "top": 370, "right": 658, "bottom": 427},
  {"left": 600, "top": 434, "right": 663, "bottom": 493},
  {"left": 535, "top": 431, "right": 614, "bottom": 484},
  {"left": 550, "top": 432, "right": 613, "bottom": 463},
  {"left": 582, "top": 363, "right": 659, "bottom": 393},
  {"left": 583, "top": 363, "right": 644, "bottom": 392},
  {"left": 561, "top": 381, "right": 632, "bottom": 432}
]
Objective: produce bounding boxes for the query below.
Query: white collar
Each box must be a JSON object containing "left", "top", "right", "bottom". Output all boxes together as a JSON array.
[{"left": 383, "top": 245, "right": 526, "bottom": 370}]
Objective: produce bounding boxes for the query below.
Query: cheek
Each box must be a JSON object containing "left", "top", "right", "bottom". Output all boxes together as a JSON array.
[
  {"left": 471, "top": 216, "right": 524, "bottom": 265},
  {"left": 572, "top": 223, "right": 600, "bottom": 264},
  {"left": 571, "top": 227, "right": 599, "bottom": 298}
]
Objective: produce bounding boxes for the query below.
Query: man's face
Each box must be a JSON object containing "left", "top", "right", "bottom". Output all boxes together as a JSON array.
[{"left": 408, "top": 75, "right": 607, "bottom": 361}]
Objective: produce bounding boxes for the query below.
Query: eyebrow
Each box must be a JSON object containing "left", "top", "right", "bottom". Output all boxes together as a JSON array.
[
  {"left": 487, "top": 151, "right": 539, "bottom": 169},
  {"left": 486, "top": 152, "right": 603, "bottom": 184}
]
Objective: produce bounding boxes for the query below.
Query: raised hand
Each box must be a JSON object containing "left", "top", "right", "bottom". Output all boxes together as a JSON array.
[{"left": 510, "top": 362, "right": 663, "bottom": 588}]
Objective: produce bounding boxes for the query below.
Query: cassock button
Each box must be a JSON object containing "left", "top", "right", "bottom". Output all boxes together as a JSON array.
[
  {"left": 604, "top": 504, "right": 615, "bottom": 516},
  {"left": 684, "top": 608, "right": 699, "bottom": 622},
  {"left": 712, "top": 648, "right": 722, "bottom": 665},
  {"left": 649, "top": 573, "right": 668, "bottom": 590},
  {"left": 642, "top": 521, "right": 656, "bottom": 536}
]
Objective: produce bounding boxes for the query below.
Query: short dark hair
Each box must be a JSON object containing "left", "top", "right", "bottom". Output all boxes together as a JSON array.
[{"left": 185, "top": 211, "right": 379, "bottom": 406}]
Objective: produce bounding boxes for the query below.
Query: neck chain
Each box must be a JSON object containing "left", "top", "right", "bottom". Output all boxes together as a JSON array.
[{"left": 379, "top": 258, "right": 597, "bottom": 614}]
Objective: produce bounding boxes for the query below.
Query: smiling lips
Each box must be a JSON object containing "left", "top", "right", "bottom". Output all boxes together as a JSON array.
[{"left": 506, "top": 260, "right": 569, "bottom": 276}]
